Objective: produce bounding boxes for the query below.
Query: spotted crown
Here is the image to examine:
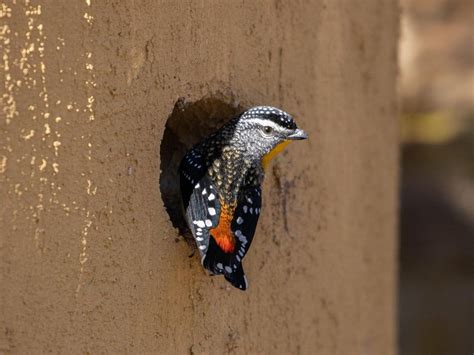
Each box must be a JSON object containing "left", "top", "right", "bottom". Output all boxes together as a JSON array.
[{"left": 240, "top": 106, "right": 297, "bottom": 130}]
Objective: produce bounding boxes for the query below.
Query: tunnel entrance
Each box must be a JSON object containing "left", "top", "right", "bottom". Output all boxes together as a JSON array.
[{"left": 159, "top": 96, "right": 244, "bottom": 236}]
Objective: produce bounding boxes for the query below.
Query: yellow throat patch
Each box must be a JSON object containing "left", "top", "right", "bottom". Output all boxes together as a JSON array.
[{"left": 262, "top": 140, "right": 291, "bottom": 170}]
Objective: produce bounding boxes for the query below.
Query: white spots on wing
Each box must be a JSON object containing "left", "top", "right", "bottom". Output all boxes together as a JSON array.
[
  {"left": 208, "top": 193, "right": 215, "bottom": 201},
  {"left": 194, "top": 220, "right": 205, "bottom": 228},
  {"left": 195, "top": 183, "right": 200, "bottom": 189},
  {"left": 201, "top": 188, "right": 207, "bottom": 195},
  {"left": 255, "top": 208, "right": 260, "bottom": 215},
  {"left": 186, "top": 151, "right": 201, "bottom": 168},
  {"left": 246, "top": 197, "right": 253, "bottom": 204},
  {"left": 205, "top": 219, "right": 212, "bottom": 227},
  {"left": 216, "top": 263, "right": 223, "bottom": 270},
  {"left": 243, "top": 205, "right": 248, "bottom": 213},
  {"left": 208, "top": 207, "right": 216, "bottom": 216},
  {"left": 196, "top": 231, "right": 202, "bottom": 236},
  {"left": 235, "top": 230, "right": 248, "bottom": 244},
  {"left": 236, "top": 216, "right": 243, "bottom": 224},
  {"left": 249, "top": 207, "right": 253, "bottom": 214},
  {"left": 196, "top": 236, "right": 204, "bottom": 241},
  {"left": 236, "top": 255, "right": 241, "bottom": 262},
  {"left": 183, "top": 171, "right": 195, "bottom": 183},
  {"left": 199, "top": 245, "right": 206, "bottom": 250},
  {"left": 224, "top": 266, "right": 232, "bottom": 273}
]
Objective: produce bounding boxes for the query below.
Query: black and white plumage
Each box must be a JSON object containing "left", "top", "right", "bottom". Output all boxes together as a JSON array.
[{"left": 179, "top": 106, "right": 307, "bottom": 290}]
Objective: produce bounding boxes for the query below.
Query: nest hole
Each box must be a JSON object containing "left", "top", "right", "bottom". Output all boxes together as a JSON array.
[{"left": 159, "top": 96, "right": 244, "bottom": 236}]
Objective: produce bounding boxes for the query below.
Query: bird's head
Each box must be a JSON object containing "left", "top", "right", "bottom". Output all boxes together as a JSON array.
[{"left": 232, "top": 106, "right": 308, "bottom": 167}]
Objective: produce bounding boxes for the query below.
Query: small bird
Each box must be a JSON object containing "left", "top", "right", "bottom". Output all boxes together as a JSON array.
[{"left": 179, "top": 106, "right": 307, "bottom": 290}]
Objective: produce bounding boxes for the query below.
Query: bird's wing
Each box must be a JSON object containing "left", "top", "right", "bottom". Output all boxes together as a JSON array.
[
  {"left": 230, "top": 185, "right": 262, "bottom": 263},
  {"left": 180, "top": 151, "right": 221, "bottom": 264},
  {"left": 204, "top": 185, "right": 262, "bottom": 290}
]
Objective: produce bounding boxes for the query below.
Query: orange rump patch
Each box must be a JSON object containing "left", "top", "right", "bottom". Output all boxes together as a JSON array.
[{"left": 210, "top": 203, "right": 235, "bottom": 253}]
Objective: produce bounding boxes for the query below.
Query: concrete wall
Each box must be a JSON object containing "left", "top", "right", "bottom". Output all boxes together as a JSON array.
[{"left": 0, "top": 1, "right": 399, "bottom": 353}]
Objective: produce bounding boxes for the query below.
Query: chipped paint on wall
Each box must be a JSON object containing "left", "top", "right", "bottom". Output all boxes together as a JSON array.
[
  {"left": 84, "top": 0, "right": 94, "bottom": 26},
  {"left": 75, "top": 0, "right": 98, "bottom": 294},
  {"left": 0, "top": 155, "right": 7, "bottom": 174},
  {"left": 86, "top": 178, "right": 97, "bottom": 196},
  {"left": 76, "top": 211, "right": 92, "bottom": 293},
  {"left": 21, "top": 129, "right": 35, "bottom": 140},
  {"left": 1, "top": 0, "right": 100, "bottom": 294},
  {"left": 2, "top": 0, "right": 100, "bottom": 275},
  {"left": 52, "top": 140, "right": 61, "bottom": 156},
  {"left": 1, "top": 2, "right": 18, "bottom": 125}
]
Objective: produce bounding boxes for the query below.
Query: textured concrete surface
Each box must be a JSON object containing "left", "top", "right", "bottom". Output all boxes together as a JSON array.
[{"left": 1, "top": 1, "right": 399, "bottom": 353}]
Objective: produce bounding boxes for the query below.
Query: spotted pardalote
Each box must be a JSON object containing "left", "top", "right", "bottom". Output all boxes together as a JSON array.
[{"left": 179, "top": 106, "right": 308, "bottom": 290}]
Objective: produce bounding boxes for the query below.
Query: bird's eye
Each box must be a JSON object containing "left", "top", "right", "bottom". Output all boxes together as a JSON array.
[{"left": 263, "top": 126, "right": 273, "bottom": 134}]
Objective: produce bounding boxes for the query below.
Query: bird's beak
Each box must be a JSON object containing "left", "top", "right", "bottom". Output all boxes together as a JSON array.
[{"left": 287, "top": 128, "right": 308, "bottom": 140}]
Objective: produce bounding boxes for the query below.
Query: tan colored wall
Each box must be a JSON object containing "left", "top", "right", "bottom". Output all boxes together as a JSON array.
[{"left": 0, "top": 1, "right": 399, "bottom": 353}]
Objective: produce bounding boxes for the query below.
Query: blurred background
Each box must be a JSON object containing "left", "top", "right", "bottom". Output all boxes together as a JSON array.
[{"left": 398, "top": 0, "right": 473, "bottom": 354}]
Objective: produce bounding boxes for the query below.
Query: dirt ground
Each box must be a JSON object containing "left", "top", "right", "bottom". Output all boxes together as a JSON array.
[{"left": 1, "top": 1, "right": 399, "bottom": 353}]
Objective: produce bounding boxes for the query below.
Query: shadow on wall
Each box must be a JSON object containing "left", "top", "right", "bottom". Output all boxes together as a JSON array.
[{"left": 159, "top": 95, "right": 243, "bottom": 237}]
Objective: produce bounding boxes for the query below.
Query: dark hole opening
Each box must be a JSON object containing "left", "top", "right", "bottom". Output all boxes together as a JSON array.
[{"left": 159, "top": 96, "right": 244, "bottom": 237}]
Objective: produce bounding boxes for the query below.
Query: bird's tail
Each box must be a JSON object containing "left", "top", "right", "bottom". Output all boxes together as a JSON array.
[
  {"left": 203, "top": 239, "right": 248, "bottom": 290},
  {"left": 224, "top": 263, "right": 248, "bottom": 291}
]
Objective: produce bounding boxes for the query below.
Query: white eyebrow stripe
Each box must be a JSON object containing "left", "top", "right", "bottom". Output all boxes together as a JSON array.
[{"left": 243, "top": 118, "right": 290, "bottom": 132}]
